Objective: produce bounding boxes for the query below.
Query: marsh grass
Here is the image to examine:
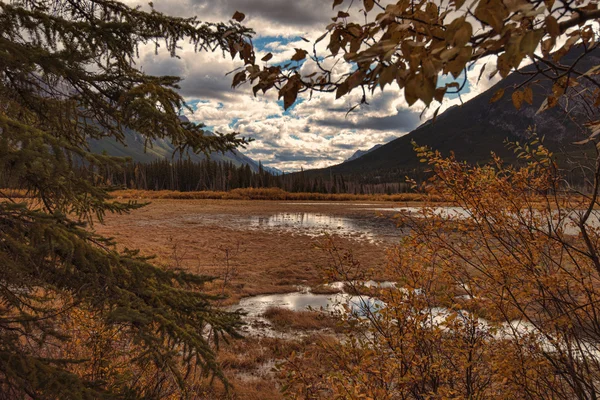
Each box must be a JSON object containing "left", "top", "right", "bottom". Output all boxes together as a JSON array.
[
  {"left": 110, "top": 187, "right": 439, "bottom": 202},
  {"left": 262, "top": 307, "right": 344, "bottom": 333}
]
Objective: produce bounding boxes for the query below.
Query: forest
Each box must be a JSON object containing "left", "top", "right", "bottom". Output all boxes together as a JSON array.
[{"left": 85, "top": 158, "right": 417, "bottom": 194}]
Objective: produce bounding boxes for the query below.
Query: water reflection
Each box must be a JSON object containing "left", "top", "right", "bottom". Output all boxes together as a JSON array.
[
  {"left": 237, "top": 290, "right": 382, "bottom": 318},
  {"left": 249, "top": 212, "right": 399, "bottom": 242},
  {"left": 174, "top": 211, "right": 400, "bottom": 243},
  {"left": 370, "top": 206, "right": 600, "bottom": 236}
]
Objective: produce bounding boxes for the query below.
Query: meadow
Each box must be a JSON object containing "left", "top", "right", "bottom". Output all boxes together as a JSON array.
[{"left": 94, "top": 197, "right": 400, "bottom": 398}]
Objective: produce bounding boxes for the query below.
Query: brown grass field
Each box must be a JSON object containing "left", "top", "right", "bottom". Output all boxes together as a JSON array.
[
  {"left": 92, "top": 197, "right": 402, "bottom": 398},
  {"left": 94, "top": 198, "right": 401, "bottom": 303},
  {"left": 262, "top": 307, "right": 344, "bottom": 332},
  {"left": 110, "top": 187, "right": 438, "bottom": 202}
]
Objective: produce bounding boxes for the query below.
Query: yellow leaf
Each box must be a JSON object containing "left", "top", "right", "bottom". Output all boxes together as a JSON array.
[
  {"left": 454, "top": 22, "right": 473, "bottom": 47},
  {"left": 291, "top": 48, "right": 308, "bottom": 62},
  {"left": 232, "top": 11, "right": 245, "bottom": 22},
  {"left": 545, "top": 15, "right": 560, "bottom": 37},
  {"left": 474, "top": 0, "right": 508, "bottom": 33},
  {"left": 405, "top": 75, "right": 419, "bottom": 106},
  {"left": 379, "top": 65, "right": 397, "bottom": 89},
  {"left": 490, "top": 88, "right": 505, "bottom": 103},
  {"left": 512, "top": 90, "right": 524, "bottom": 110}
]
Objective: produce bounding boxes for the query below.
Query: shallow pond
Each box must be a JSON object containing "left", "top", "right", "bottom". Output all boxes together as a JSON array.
[
  {"left": 248, "top": 212, "right": 399, "bottom": 241},
  {"left": 237, "top": 290, "right": 383, "bottom": 318},
  {"left": 178, "top": 211, "right": 402, "bottom": 243},
  {"left": 236, "top": 286, "right": 600, "bottom": 361},
  {"left": 234, "top": 283, "right": 389, "bottom": 337}
]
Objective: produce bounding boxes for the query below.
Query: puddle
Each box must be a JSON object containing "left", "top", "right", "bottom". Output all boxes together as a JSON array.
[
  {"left": 234, "top": 282, "right": 600, "bottom": 362},
  {"left": 248, "top": 212, "right": 399, "bottom": 242},
  {"left": 327, "top": 280, "right": 397, "bottom": 290},
  {"left": 281, "top": 202, "right": 381, "bottom": 206},
  {"left": 369, "top": 206, "right": 600, "bottom": 237},
  {"left": 238, "top": 290, "right": 383, "bottom": 317},
  {"left": 170, "top": 211, "right": 402, "bottom": 243},
  {"left": 234, "top": 282, "right": 391, "bottom": 337},
  {"left": 365, "top": 206, "right": 471, "bottom": 218}
]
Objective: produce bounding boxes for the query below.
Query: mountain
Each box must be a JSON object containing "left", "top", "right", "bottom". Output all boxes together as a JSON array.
[
  {"left": 345, "top": 144, "right": 384, "bottom": 162},
  {"left": 304, "top": 47, "right": 599, "bottom": 182},
  {"left": 88, "top": 116, "right": 281, "bottom": 174}
]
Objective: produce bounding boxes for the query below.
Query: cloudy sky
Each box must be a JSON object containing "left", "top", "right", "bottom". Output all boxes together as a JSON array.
[{"left": 130, "top": 0, "right": 500, "bottom": 172}]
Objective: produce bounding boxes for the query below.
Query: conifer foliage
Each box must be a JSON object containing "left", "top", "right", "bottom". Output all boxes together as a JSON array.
[{"left": 0, "top": 0, "right": 255, "bottom": 397}]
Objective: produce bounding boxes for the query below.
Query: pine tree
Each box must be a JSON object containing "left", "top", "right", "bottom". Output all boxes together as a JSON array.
[{"left": 0, "top": 0, "right": 255, "bottom": 397}]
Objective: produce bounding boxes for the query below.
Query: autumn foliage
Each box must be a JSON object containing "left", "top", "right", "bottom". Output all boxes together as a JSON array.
[
  {"left": 280, "top": 142, "right": 600, "bottom": 399},
  {"left": 241, "top": 0, "right": 600, "bottom": 141}
]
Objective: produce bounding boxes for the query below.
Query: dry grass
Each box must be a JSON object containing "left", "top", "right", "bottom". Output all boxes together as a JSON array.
[
  {"left": 310, "top": 284, "right": 342, "bottom": 295},
  {"left": 263, "top": 307, "right": 344, "bottom": 333},
  {"left": 110, "top": 187, "right": 440, "bottom": 202},
  {"left": 0, "top": 188, "right": 34, "bottom": 198},
  {"left": 193, "top": 334, "right": 337, "bottom": 399},
  {"left": 91, "top": 199, "right": 386, "bottom": 397},
  {"left": 93, "top": 199, "right": 390, "bottom": 304}
]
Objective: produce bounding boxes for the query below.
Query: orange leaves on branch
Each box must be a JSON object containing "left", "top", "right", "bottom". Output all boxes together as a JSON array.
[
  {"left": 545, "top": 15, "right": 560, "bottom": 37},
  {"left": 335, "top": 10, "right": 350, "bottom": 19},
  {"left": 337, "top": 70, "right": 366, "bottom": 99},
  {"left": 233, "top": 0, "right": 600, "bottom": 122},
  {"left": 231, "top": 71, "right": 246, "bottom": 88},
  {"left": 291, "top": 48, "right": 308, "bottom": 62},
  {"left": 378, "top": 65, "right": 397, "bottom": 90},
  {"left": 435, "top": 87, "right": 447, "bottom": 102},
  {"left": 232, "top": 11, "right": 245, "bottom": 22},
  {"left": 521, "top": 29, "right": 545, "bottom": 56},
  {"left": 474, "top": 0, "right": 508, "bottom": 33},
  {"left": 404, "top": 73, "right": 436, "bottom": 106},
  {"left": 446, "top": 17, "right": 472, "bottom": 47},
  {"left": 279, "top": 75, "right": 302, "bottom": 110},
  {"left": 512, "top": 90, "right": 524, "bottom": 110},
  {"left": 229, "top": 40, "right": 255, "bottom": 65},
  {"left": 511, "top": 85, "right": 535, "bottom": 110},
  {"left": 536, "top": 96, "right": 558, "bottom": 114}
]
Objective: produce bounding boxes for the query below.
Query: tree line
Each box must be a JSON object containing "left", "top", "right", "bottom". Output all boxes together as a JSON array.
[{"left": 83, "top": 158, "right": 421, "bottom": 194}]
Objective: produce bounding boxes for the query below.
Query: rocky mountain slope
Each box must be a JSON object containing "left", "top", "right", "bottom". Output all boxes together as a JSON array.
[
  {"left": 305, "top": 47, "right": 599, "bottom": 182},
  {"left": 345, "top": 144, "right": 384, "bottom": 162},
  {"left": 88, "top": 117, "right": 281, "bottom": 174}
]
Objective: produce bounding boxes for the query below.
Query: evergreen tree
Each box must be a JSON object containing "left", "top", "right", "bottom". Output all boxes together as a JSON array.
[{"left": 0, "top": 0, "right": 255, "bottom": 397}]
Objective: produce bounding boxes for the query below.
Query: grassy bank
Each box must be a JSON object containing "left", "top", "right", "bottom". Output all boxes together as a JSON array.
[{"left": 110, "top": 187, "right": 439, "bottom": 202}]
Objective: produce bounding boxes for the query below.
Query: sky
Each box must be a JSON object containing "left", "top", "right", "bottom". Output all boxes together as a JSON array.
[{"left": 129, "top": 0, "right": 502, "bottom": 172}]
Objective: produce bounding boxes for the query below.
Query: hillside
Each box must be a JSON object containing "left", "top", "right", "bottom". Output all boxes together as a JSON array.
[
  {"left": 88, "top": 117, "right": 281, "bottom": 174},
  {"left": 345, "top": 144, "right": 384, "bottom": 162},
  {"left": 305, "top": 48, "right": 599, "bottom": 182}
]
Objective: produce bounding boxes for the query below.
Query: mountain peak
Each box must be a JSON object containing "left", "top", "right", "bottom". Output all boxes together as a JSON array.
[{"left": 345, "top": 144, "right": 384, "bottom": 162}]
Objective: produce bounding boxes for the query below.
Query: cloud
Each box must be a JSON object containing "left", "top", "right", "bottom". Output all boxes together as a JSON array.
[
  {"left": 127, "top": 0, "right": 515, "bottom": 172},
  {"left": 314, "top": 109, "right": 421, "bottom": 132},
  {"left": 129, "top": 0, "right": 335, "bottom": 36}
]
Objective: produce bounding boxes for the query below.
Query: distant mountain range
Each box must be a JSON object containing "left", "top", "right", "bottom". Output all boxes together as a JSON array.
[
  {"left": 304, "top": 47, "right": 599, "bottom": 182},
  {"left": 345, "top": 144, "right": 384, "bottom": 162},
  {"left": 88, "top": 116, "right": 282, "bottom": 175}
]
